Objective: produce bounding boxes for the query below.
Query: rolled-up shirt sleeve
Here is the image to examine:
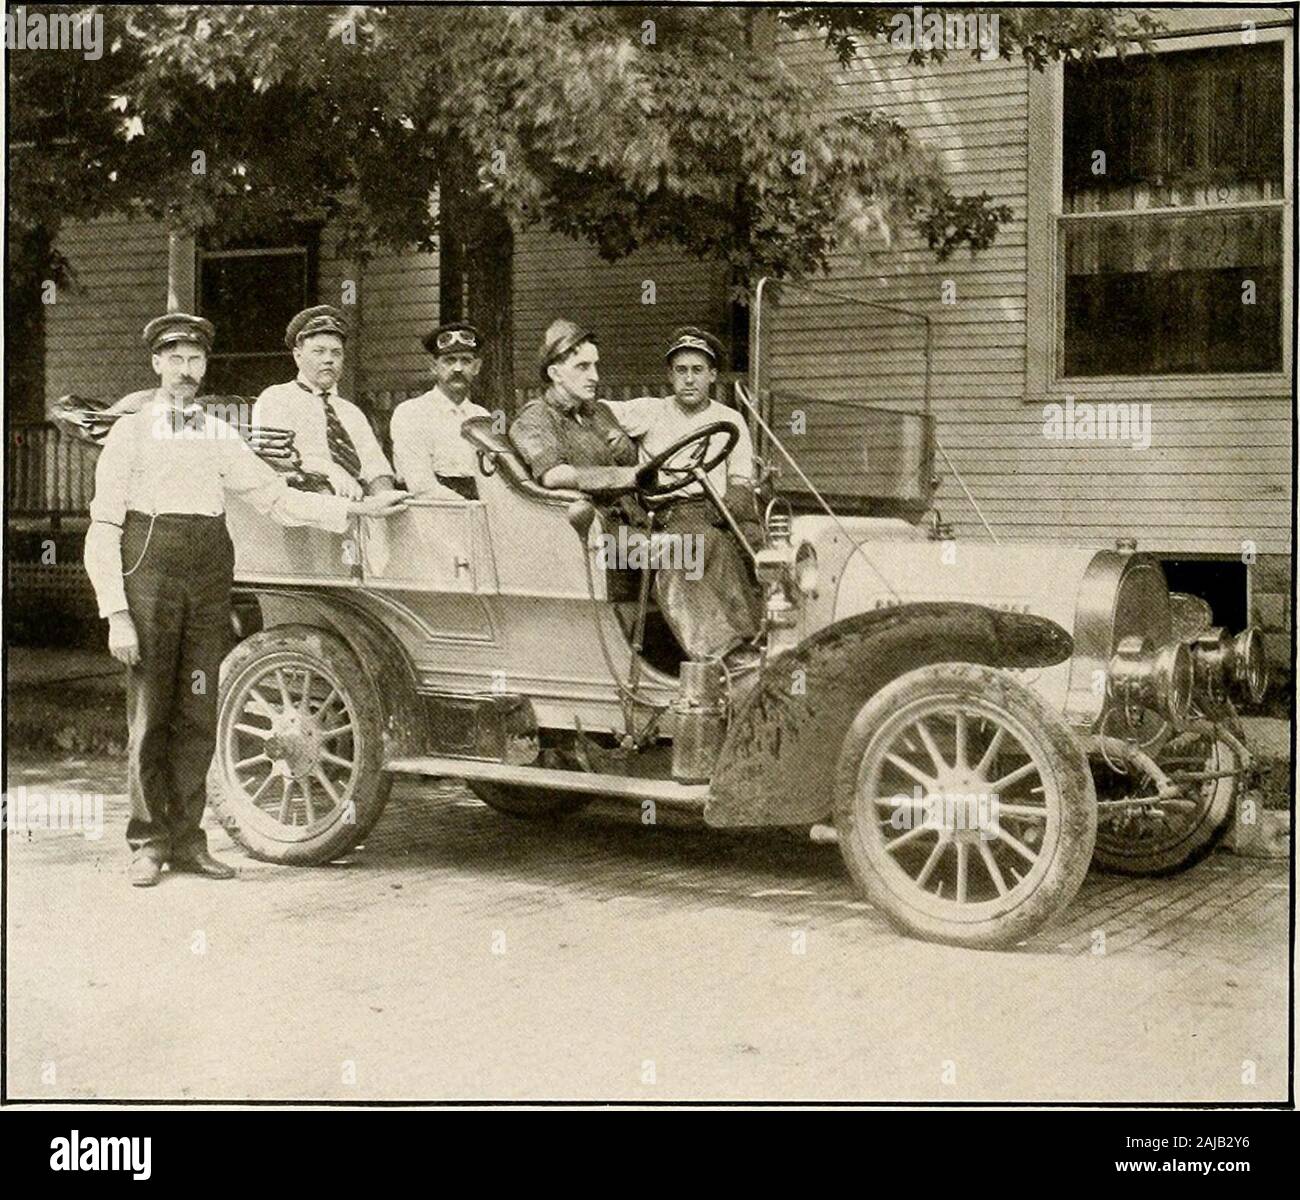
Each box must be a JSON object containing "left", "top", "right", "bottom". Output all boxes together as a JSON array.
[
  {"left": 726, "top": 413, "right": 755, "bottom": 485},
  {"left": 221, "top": 435, "right": 352, "bottom": 533},
  {"left": 84, "top": 420, "right": 132, "bottom": 617},
  {"left": 605, "top": 395, "right": 658, "bottom": 440},
  {"left": 509, "top": 406, "right": 562, "bottom": 481}
]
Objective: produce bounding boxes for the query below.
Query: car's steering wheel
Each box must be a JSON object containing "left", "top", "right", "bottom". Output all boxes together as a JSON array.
[{"left": 633, "top": 421, "right": 740, "bottom": 498}]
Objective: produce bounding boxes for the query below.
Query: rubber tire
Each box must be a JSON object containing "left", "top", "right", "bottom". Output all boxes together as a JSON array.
[
  {"left": 1091, "top": 735, "right": 1238, "bottom": 877},
  {"left": 833, "top": 662, "right": 1097, "bottom": 950},
  {"left": 208, "top": 625, "right": 391, "bottom": 865},
  {"left": 466, "top": 780, "right": 589, "bottom": 820}
]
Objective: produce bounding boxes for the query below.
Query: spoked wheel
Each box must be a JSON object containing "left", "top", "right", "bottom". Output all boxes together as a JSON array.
[
  {"left": 208, "top": 625, "right": 391, "bottom": 864},
  {"left": 1090, "top": 729, "right": 1240, "bottom": 876},
  {"left": 834, "top": 663, "right": 1096, "bottom": 950}
]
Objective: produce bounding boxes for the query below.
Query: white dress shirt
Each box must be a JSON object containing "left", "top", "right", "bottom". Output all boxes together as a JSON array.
[
  {"left": 84, "top": 393, "right": 352, "bottom": 617},
  {"left": 606, "top": 394, "right": 754, "bottom": 498},
  {"left": 253, "top": 378, "right": 393, "bottom": 485},
  {"left": 389, "top": 386, "right": 492, "bottom": 496}
]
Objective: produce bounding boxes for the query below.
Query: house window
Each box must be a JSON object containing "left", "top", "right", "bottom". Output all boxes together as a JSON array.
[
  {"left": 1059, "top": 42, "right": 1284, "bottom": 378},
  {"left": 197, "top": 227, "right": 319, "bottom": 396}
]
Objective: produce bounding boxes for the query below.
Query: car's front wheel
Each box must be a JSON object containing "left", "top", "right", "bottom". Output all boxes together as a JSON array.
[
  {"left": 833, "top": 662, "right": 1097, "bottom": 950},
  {"left": 208, "top": 625, "right": 391, "bottom": 865}
]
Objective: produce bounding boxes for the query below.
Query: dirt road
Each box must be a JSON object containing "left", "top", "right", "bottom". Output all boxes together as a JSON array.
[{"left": 4, "top": 755, "right": 1289, "bottom": 1102}]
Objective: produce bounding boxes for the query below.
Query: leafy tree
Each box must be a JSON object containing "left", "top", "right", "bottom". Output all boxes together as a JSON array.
[
  {"left": 8, "top": 4, "right": 1160, "bottom": 408},
  {"left": 784, "top": 4, "right": 1161, "bottom": 68}
]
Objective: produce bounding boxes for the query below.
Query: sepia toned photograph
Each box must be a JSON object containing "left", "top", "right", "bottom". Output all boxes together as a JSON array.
[{"left": 2, "top": 1, "right": 1294, "bottom": 1123}]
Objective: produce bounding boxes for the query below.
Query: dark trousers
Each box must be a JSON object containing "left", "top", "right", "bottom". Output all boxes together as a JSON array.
[
  {"left": 653, "top": 500, "right": 762, "bottom": 660},
  {"left": 122, "top": 512, "right": 234, "bottom": 860}
]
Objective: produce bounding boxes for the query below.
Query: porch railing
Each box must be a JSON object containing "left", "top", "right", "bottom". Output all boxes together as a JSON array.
[
  {"left": 8, "top": 377, "right": 737, "bottom": 522},
  {"left": 7, "top": 422, "right": 100, "bottom": 522}
]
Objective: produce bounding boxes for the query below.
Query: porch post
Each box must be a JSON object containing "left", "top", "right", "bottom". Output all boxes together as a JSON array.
[{"left": 167, "top": 229, "right": 196, "bottom": 312}]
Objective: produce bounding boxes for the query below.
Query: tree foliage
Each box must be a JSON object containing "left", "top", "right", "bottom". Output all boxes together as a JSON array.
[
  {"left": 782, "top": 5, "right": 1161, "bottom": 68},
  {"left": 7, "top": 3, "right": 1162, "bottom": 403},
  {"left": 12, "top": 4, "right": 1157, "bottom": 276}
]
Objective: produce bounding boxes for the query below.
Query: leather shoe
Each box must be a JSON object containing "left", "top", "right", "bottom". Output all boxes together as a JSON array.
[
  {"left": 169, "top": 849, "right": 237, "bottom": 880},
  {"left": 128, "top": 855, "right": 163, "bottom": 887}
]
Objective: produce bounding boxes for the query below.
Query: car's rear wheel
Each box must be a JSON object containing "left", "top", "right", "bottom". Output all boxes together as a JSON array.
[
  {"left": 208, "top": 625, "right": 390, "bottom": 864},
  {"left": 1090, "top": 730, "right": 1239, "bottom": 876},
  {"left": 833, "top": 662, "right": 1097, "bottom": 950}
]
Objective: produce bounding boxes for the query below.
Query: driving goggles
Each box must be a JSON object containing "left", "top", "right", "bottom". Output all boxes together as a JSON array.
[{"left": 436, "top": 328, "right": 480, "bottom": 352}]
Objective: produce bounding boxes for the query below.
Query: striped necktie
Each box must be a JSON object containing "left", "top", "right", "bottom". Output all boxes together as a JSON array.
[{"left": 298, "top": 380, "right": 362, "bottom": 479}]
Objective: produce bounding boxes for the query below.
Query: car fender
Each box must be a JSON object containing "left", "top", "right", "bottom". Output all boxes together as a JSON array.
[
  {"left": 231, "top": 586, "right": 430, "bottom": 760},
  {"left": 706, "top": 602, "right": 1074, "bottom": 828}
]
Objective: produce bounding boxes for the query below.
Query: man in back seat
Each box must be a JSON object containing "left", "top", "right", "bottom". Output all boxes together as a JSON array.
[
  {"left": 253, "top": 306, "right": 396, "bottom": 501},
  {"left": 390, "top": 322, "right": 493, "bottom": 500}
]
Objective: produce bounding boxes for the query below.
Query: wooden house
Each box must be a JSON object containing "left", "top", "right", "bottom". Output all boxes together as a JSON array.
[{"left": 8, "top": 5, "right": 1292, "bottom": 673}]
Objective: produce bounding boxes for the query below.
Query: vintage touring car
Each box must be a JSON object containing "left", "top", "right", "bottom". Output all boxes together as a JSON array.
[{"left": 192, "top": 286, "right": 1268, "bottom": 951}]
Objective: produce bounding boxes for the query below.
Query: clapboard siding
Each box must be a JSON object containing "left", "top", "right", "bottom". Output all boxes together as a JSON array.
[
  {"left": 39, "top": 7, "right": 1293, "bottom": 584},
  {"left": 354, "top": 248, "right": 439, "bottom": 394},
  {"left": 512, "top": 228, "right": 727, "bottom": 386},
  {"left": 43, "top": 213, "right": 720, "bottom": 402},
  {"left": 339, "top": 222, "right": 722, "bottom": 391},
  {"left": 768, "top": 21, "right": 1293, "bottom": 560},
  {"left": 46, "top": 214, "right": 171, "bottom": 404}
]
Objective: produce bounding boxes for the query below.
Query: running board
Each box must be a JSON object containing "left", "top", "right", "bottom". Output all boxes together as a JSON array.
[{"left": 383, "top": 755, "right": 710, "bottom": 808}]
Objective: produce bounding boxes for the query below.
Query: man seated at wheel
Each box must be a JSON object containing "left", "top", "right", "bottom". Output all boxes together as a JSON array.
[
  {"left": 508, "top": 320, "right": 761, "bottom": 669},
  {"left": 508, "top": 318, "right": 639, "bottom": 487},
  {"left": 604, "top": 327, "right": 763, "bottom": 667}
]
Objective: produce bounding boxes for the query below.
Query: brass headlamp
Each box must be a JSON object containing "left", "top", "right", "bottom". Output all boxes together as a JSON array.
[
  {"left": 1185, "top": 625, "right": 1268, "bottom": 707},
  {"left": 1107, "top": 635, "right": 1194, "bottom": 724}
]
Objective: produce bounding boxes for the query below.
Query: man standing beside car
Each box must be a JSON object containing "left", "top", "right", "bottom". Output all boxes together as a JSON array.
[
  {"left": 390, "top": 322, "right": 493, "bottom": 499},
  {"left": 253, "top": 305, "right": 397, "bottom": 501},
  {"left": 84, "top": 313, "right": 409, "bottom": 887}
]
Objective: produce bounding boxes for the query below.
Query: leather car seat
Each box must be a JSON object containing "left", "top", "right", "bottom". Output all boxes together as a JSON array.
[
  {"left": 461, "top": 415, "right": 657, "bottom": 605},
  {"left": 460, "top": 415, "right": 581, "bottom": 502}
]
